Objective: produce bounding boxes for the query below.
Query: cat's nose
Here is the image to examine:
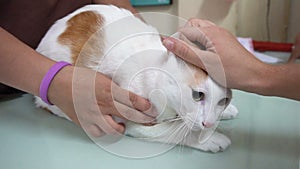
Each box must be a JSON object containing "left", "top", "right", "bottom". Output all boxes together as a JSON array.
[{"left": 202, "top": 121, "right": 214, "bottom": 128}]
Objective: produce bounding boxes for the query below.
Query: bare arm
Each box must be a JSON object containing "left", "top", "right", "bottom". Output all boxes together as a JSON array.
[
  {"left": 0, "top": 27, "right": 55, "bottom": 96},
  {"left": 0, "top": 27, "right": 155, "bottom": 136},
  {"left": 162, "top": 19, "right": 300, "bottom": 101},
  {"left": 263, "top": 63, "right": 300, "bottom": 100}
]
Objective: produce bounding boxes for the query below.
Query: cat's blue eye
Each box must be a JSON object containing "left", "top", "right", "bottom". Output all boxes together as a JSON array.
[{"left": 192, "top": 90, "right": 205, "bottom": 102}]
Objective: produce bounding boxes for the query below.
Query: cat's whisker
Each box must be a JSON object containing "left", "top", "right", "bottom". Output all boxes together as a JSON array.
[
  {"left": 191, "top": 111, "right": 201, "bottom": 129},
  {"left": 181, "top": 126, "right": 190, "bottom": 147},
  {"left": 165, "top": 124, "right": 184, "bottom": 143},
  {"left": 164, "top": 122, "right": 186, "bottom": 145},
  {"left": 150, "top": 116, "right": 182, "bottom": 125},
  {"left": 150, "top": 121, "right": 185, "bottom": 146},
  {"left": 179, "top": 126, "right": 191, "bottom": 153},
  {"left": 178, "top": 127, "right": 186, "bottom": 152},
  {"left": 161, "top": 116, "right": 182, "bottom": 123},
  {"left": 173, "top": 124, "right": 189, "bottom": 148}
]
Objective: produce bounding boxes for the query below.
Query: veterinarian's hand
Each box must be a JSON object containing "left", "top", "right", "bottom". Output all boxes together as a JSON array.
[
  {"left": 48, "top": 66, "right": 156, "bottom": 137},
  {"left": 288, "top": 33, "right": 300, "bottom": 63},
  {"left": 162, "top": 18, "right": 268, "bottom": 91}
]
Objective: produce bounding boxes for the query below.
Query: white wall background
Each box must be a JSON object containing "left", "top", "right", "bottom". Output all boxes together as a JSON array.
[{"left": 136, "top": 0, "right": 300, "bottom": 43}]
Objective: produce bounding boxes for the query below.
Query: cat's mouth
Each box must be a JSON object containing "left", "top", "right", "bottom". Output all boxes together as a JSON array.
[
  {"left": 158, "top": 116, "right": 207, "bottom": 131},
  {"left": 183, "top": 117, "right": 206, "bottom": 130}
]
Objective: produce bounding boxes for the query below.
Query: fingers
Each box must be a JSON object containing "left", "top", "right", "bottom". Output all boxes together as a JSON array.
[
  {"left": 109, "top": 101, "right": 155, "bottom": 124},
  {"left": 288, "top": 33, "right": 300, "bottom": 63},
  {"left": 94, "top": 74, "right": 156, "bottom": 122},
  {"left": 74, "top": 68, "right": 156, "bottom": 138},
  {"left": 182, "top": 18, "right": 215, "bottom": 43},
  {"left": 81, "top": 101, "right": 152, "bottom": 137},
  {"left": 111, "top": 83, "right": 156, "bottom": 117},
  {"left": 178, "top": 27, "right": 215, "bottom": 52},
  {"left": 288, "top": 51, "right": 299, "bottom": 63},
  {"left": 96, "top": 82, "right": 156, "bottom": 124},
  {"left": 102, "top": 115, "right": 125, "bottom": 134},
  {"left": 86, "top": 115, "right": 125, "bottom": 137},
  {"left": 85, "top": 124, "right": 105, "bottom": 137},
  {"left": 185, "top": 18, "right": 215, "bottom": 28},
  {"left": 180, "top": 19, "right": 219, "bottom": 52},
  {"left": 288, "top": 47, "right": 297, "bottom": 63},
  {"left": 163, "top": 37, "right": 206, "bottom": 70},
  {"left": 86, "top": 100, "right": 154, "bottom": 137},
  {"left": 177, "top": 32, "right": 202, "bottom": 49}
]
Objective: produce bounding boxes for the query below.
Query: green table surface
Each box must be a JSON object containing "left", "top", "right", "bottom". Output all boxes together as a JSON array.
[{"left": 0, "top": 91, "right": 299, "bottom": 169}]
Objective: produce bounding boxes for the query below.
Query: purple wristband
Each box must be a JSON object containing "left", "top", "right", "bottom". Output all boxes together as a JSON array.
[{"left": 39, "top": 61, "right": 71, "bottom": 105}]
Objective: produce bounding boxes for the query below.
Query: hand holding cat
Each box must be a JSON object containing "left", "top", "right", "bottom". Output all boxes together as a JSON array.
[
  {"left": 163, "top": 18, "right": 300, "bottom": 100},
  {"left": 162, "top": 18, "right": 267, "bottom": 91},
  {"left": 47, "top": 66, "right": 156, "bottom": 137}
]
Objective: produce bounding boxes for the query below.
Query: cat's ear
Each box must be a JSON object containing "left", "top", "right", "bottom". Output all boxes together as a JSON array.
[{"left": 58, "top": 11, "right": 105, "bottom": 66}]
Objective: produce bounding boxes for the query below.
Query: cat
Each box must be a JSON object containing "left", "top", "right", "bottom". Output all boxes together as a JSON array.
[{"left": 35, "top": 4, "right": 239, "bottom": 153}]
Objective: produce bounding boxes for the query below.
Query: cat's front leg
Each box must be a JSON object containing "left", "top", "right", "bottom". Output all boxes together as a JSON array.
[
  {"left": 126, "top": 122, "right": 231, "bottom": 153},
  {"left": 220, "top": 104, "right": 239, "bottom": 120},
  {"left": 125, "top": 121, "right": 191, "bottom": 145},
  {"left": 187, "top": 130, "right": 231, "bottom": 153}
]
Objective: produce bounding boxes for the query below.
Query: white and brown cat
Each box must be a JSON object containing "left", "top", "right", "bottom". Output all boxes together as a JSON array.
[{"left": 35, "top": 5, "right": 238, "bottom": 153}]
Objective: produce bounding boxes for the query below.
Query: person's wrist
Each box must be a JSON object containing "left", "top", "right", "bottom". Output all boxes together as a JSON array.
[
  {"left": 39, "top": 62, "right": 71, "bottom": 105},
  {"left": 47, "top": 65, "right": 73, "bottom": 106},
  {"left": 243, "top": 62, "right": 274, "bottom": 96}
]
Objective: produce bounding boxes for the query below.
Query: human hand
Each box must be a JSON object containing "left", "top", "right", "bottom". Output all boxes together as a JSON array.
[
  {"left": 162, "top": 18, "right": 268, "bottom": 91},
  {"left": 288, "top": 33, "right": 300, "bottom": 63},
  {"left": 48, "top": 66, "right": 156, "bottom": 137}
]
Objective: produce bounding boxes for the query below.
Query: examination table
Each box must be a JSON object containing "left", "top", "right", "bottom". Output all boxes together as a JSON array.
[{"left": 0, "top": 89, "right": 299, "bottom": 169}]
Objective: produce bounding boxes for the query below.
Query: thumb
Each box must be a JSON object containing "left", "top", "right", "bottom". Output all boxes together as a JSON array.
[
  {"left": 288, "top": 51, "right": 300, "bottom": 63},
  {"left": 163, "top": 37, "right": 207, "bottom": 70}
]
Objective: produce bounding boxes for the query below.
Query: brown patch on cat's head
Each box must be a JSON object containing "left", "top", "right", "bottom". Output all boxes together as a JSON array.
[
  {"left": 58, "top": 11, "right": 104, "bottom": 67},
  {"left": 187, "top": 63, "right": 207, "bottom": 87}
]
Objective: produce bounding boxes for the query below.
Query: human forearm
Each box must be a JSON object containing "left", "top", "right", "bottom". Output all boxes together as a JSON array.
[
  {"left": 219, "top": 56, "right": 300, "bottom": 100},
  {"left": 254, "top": 63, "right": 300, "bottom": 100},
  {"left": 0, "top": 27, "right": 57, "bottom": 96},
  {"left": 163, "top": 19, "right": 300, "bottom": 101}
]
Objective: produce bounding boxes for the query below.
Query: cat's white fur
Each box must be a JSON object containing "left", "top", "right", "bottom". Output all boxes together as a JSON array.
[{"left": 35, "top": 5, "right": 238, "bottom": 153}]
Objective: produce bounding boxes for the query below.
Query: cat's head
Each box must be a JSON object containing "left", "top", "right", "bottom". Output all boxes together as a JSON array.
[{"left": 157, "top": 54, "right": 231, "bottom": 131}]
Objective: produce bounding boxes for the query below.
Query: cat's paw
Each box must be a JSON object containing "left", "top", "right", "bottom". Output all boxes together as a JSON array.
[
  {"left": 221, "top": 104, "right": 239, "bottom": 120},
  {"left": 196, "top": 132, "right": 231, "bottom": 153}
]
